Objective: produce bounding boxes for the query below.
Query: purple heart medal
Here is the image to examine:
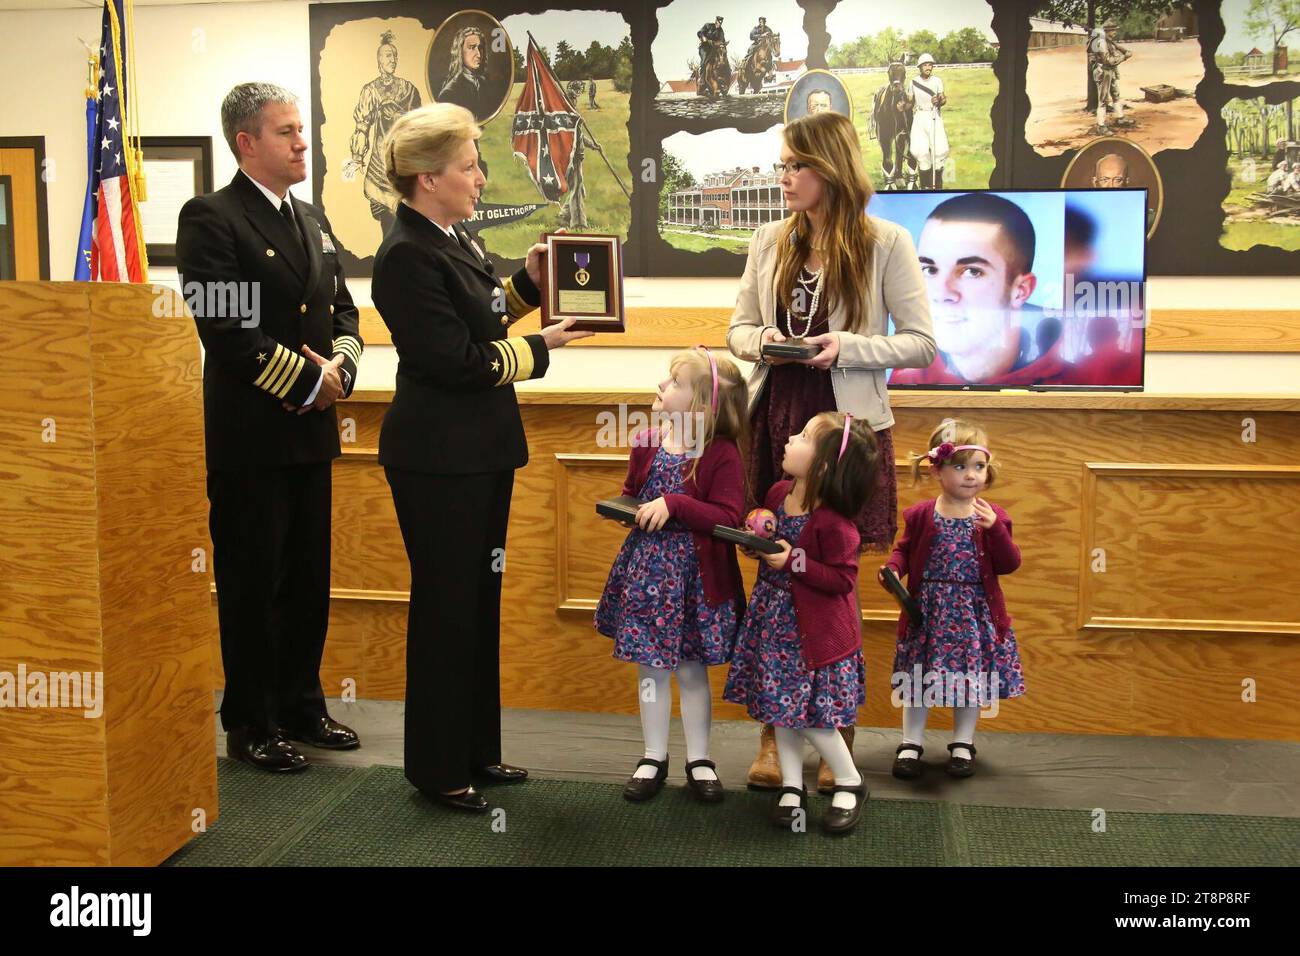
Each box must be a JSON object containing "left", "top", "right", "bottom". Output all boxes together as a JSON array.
[{"left": 574, "top": 251, "right": 591, "bottom": 287}]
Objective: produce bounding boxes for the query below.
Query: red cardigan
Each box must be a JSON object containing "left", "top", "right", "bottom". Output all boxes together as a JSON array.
[
  {"left": 883, "top": 498, "right": 1021, "bottom": 642},
  {"left": 764, "top": 480, "right": 863, "bottom": 669},
  {"left": 620, "top": 430, "right": 745, "bottom": 610}
]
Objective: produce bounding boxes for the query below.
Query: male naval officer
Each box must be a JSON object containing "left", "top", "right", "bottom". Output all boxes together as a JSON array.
[{"left": 177, "top": 82, "right": 364, "bottom": 772}]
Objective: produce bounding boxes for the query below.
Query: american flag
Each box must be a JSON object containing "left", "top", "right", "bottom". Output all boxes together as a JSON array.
[
  {"left": 511, "top": 36, "right": 580, "bottom": 203},
  {"left": 75, "top": 0, "right": 146, "bottom": 282}
]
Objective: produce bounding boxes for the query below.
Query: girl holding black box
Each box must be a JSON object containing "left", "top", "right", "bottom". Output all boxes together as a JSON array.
[
  {"left": 594, "top": 347, "right": 749, "bottom": 804},
  {"left": 724, "top": 411, "right": 880, "bottom": 834},
  {"left": 726, "top": 110, "right": 936, "bottom": 791}
]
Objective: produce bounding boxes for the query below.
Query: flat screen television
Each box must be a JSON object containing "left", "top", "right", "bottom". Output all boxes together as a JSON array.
[{"left": 867, "top": 188, "right": 1147, "bottom": 391}]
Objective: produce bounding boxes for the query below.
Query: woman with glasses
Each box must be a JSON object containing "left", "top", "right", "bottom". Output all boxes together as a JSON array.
[{"left": 725, "top": 110, "right": 937, "bottom": 792}]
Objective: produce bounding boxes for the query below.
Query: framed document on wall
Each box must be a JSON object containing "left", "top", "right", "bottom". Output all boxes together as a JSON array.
[
  {"left": 540, "top": 232, "right": 625, "bottom": 332},
  {"left": 139, "top": 136, "right": 213, "bottom": 266}
]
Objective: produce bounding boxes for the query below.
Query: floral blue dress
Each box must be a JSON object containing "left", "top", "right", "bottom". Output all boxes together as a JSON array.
[
  {"left": 594, "top": 445, "right": 739, "bottom": 670},
  {"left": 892, "top": 512, "right": 1026, "bottom": 706},
  {"left": 723, "top": 505, "right": 865, "bottom": 728}
]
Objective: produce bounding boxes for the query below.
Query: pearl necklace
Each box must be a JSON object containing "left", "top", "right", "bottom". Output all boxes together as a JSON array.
[{"left": 789, "top": 265, "right": 823, "bottom": 338}]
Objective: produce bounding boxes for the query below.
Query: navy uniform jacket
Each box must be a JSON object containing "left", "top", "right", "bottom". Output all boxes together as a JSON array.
[
  {"left": 372, "top": 200, "right": 548, "bottom": 474},
  {"left": 176, "top": 171, "right": 363, "bottom": 472}
]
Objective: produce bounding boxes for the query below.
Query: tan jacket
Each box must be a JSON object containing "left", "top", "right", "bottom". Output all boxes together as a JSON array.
[{"left": 726, "top": 216, "right": 936, "bottom": 431}]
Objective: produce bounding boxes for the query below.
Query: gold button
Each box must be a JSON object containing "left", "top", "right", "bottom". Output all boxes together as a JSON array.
[
  {"left": 266, "top": 249, "right": 275, "bottom": 257},
  {"left": 329, "top": 305, "right": 334, "bottom": 314},
  {"left": 299, "top": 304, "right": 307, "bottom": 314},
  {"left": 500, "top": 316, "right": 509, "bottom": 326}
]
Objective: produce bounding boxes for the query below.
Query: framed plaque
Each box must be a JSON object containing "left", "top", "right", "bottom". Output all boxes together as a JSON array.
[
  {"left": 540, "top": 232, "right": 625, "bottom": 332},
  {"left": 139, "top": 136, "right": 213, "bottom": 266}
]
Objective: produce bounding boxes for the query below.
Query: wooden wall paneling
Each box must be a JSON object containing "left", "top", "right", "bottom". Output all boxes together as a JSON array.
[
  {"left": 198, "top": 391, "right": 1300, "bottom": 741},
  {"left": 1079, "top": 463, "right": 1300, "bottom": 634},
  {"left": 554, "top": 453, "right": 633, "bottom": 611},
  {"left": 356, "top": 307, "right": 1300, "bottom": 353}
]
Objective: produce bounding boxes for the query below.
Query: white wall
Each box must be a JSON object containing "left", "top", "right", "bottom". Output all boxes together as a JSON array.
[{"left": 3, "top": 0, "right": 1297, "bottom": 395}]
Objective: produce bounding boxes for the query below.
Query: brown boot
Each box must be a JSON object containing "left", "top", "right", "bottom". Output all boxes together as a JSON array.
[
  {"left": 746, "top": 723, "right": 782, "bottom": 790},
  {"left": 817, "top": 725, "right": 856, "bottom": 794}
]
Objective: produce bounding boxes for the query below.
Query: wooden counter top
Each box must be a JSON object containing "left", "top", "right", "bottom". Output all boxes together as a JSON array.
[{"left": 346, "top": 387, "right": 1300, "bottom": 412}]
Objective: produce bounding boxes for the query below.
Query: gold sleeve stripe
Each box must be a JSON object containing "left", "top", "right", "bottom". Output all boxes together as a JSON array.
[
  {"left": 254, "top": 344, "right": 295, "bottom": 395},
  {"left": 488, "top": 337, "right": 537, "bottom": 386},
  {"left": 267, "top": 347, "right": 307, "bottom": 399},
  {"left": 250, "top": 344, "right": 306, "bottom": 399},
  {"left": 332, "top": 335, "right": 363, "bottom": 365},
  {"left": 504, "top": 336, "right": 535, "bottom": 383},
  {"left": 279, "top": 353, "right": 308, "bottom": 398},
  {"left": 490, "top": 339, "right": 516, "bottom": 386},
  {"left": 501, "top": 275, "right": 534, "bottom": 319}
]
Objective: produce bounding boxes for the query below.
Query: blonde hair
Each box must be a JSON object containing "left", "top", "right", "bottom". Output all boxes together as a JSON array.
[
  {"left": 666, "top": 348, "right": 750, "bottom": 488},
  {"left": 775, "top": 111, "right": 876, "bottom": 335},
  {"left": 908, "top": 418, "right": 999, "bottom": 488},
  {"left": 382, "top": 102, "right": 480, "bottom": 199}
]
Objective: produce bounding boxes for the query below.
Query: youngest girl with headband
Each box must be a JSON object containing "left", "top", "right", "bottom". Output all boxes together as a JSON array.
[
  {"left": 724, "top": 410, "right": 880, "bottom": 835},
  {"left": 596, "top": 347, "right": 749, "bottom": 804},
  {"left": 880, "top": 417, "right": 1025, "bottom": 782}
]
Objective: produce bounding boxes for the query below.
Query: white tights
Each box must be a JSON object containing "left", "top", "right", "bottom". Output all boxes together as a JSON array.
[
  {"left": 775, "top": 726, "right": 863, "bottom": 810},
  {"left": 632, "top": 662, "right": 717, "bottom": 781},
  {"left": 899, "top": 705, "right": 980, "bottom": 761}
]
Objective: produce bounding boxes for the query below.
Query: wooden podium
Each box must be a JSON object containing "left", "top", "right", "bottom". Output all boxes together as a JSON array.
[{"left": 0, "top": 282, "right": 217, "bottom": 865}]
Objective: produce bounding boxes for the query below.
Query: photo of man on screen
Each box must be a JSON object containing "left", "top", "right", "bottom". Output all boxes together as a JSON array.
[{"left": 890, "top": 192, "right": 1073, "bottom": 387}]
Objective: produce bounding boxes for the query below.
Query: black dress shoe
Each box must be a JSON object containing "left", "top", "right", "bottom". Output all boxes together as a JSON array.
[
  {"left": 473, "top": 763, "right": 529, "bottom": 784},
  {"left": 892, "top": 742, "right": 924, "bottom": 780},
  {"left": 684, "top": 759, "right": 725, "bottom": 803},
  {"left": 622, "top": 757, "right": 668, "bottom": 802},
  {"left": 946, "top": 742, "right": 977, "bottom": 778},
  {"left": 280, "top": 716, "right": 360, "bottom": 751},
  {"left": 770, "top": 785, "right": 808, "bottom": 829},
  {"left": 226, "top": 728, "right": 309, "bottom": 773},
  {"left": 432, "top": 786, "right": 490, "bottom": 813},
  {"left": 821, "top": 775, "right": 868, "bottom": 835}
]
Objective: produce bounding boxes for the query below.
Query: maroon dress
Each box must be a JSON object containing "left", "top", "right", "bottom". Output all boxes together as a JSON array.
[{"left": 747, "top": 287, "right": 898, "bottom": 553}]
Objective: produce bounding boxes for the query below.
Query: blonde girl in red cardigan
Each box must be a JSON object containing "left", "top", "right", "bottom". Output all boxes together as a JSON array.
[
  {"left": 880, "top": 418, "right": 1025, "bottom": 780},
  {"left": 595, "top": 347, "right": 750, "bottom": 804},
  {"left": 724, "top": 411, "right": 879, "bottom": 835}
]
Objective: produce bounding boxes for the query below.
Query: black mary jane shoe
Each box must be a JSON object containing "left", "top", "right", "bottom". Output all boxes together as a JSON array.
[
  {"left": 474, "top": 763, "right": 529, "bottom": 784},
  {"left": 821, "top": 775, "right": 869, "bottom": 836},
  {"left": 770, "top": 786, "right": 808, "bottom": 829},
  {"left": 892, "top": 743, "right": 924, "bottom": 780},
  {"left": 684, "top": 759, "right": 725, "bottom": 803},
  {"left": 946, "top": 742, "right": 977, "bottom": 778},
  {"left": 433, "top": 786, "right": 490, "bottom": 813},
  {"left": 622, "top": 757, "right": 669, "bottom": 802}
]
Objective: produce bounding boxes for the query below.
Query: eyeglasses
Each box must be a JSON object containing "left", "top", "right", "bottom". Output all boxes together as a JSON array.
[
  {"left": 774, "top": 161, "right": 810, "bottom": 175},
  {"left": 1093, "top": 176, "right": 1129, "bottom": 186}
]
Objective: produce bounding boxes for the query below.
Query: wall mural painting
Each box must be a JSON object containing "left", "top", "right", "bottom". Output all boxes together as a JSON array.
[{"left": 308, "top": 1, "right": 1300, "bottom": 278}]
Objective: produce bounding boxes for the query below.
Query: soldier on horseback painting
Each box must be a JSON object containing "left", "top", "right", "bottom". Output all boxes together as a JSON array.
[
  {"left": 736, "top": 17, "right": 780, "bottom": 94},
  {"left": 872, "top": 59, "right": 917, "bottom": 190},
  {"left": 696, "top": 16, "right": 732, "bottom": 98}
]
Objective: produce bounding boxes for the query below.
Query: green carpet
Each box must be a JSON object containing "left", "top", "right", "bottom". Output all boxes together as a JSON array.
[{"left": 164, "top": 760, "right": 1300, "bottom": 867}]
